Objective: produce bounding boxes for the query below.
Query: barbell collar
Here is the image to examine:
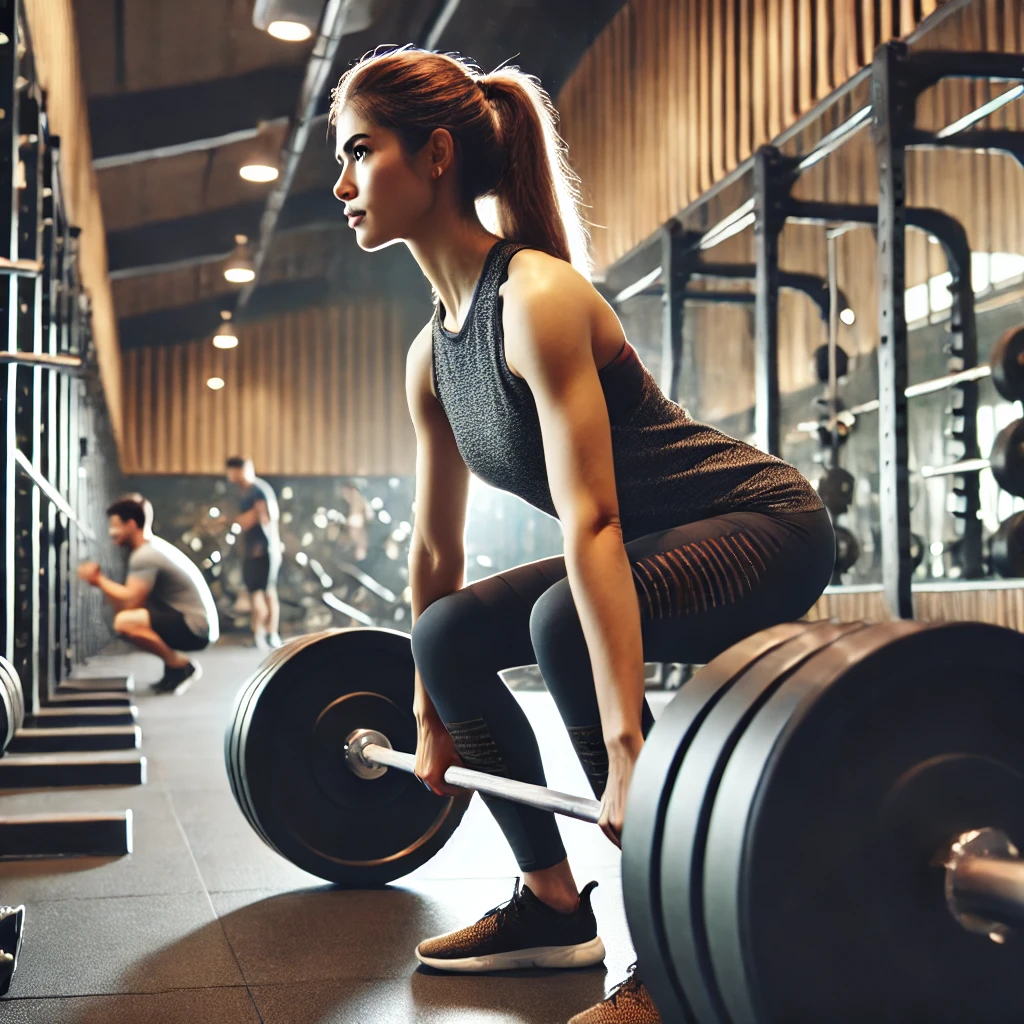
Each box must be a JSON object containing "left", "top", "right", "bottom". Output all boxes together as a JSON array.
[
  {"left": 356, "top": 739, "right": 603, "bottom": 824},
  {"left": 944, "top": 827, "right": 1024, "bottom": 939}
]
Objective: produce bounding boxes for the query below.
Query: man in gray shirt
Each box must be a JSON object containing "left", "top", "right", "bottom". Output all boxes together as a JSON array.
[{"left": 78, "top": 495, "right": 219, "bottom": 695}]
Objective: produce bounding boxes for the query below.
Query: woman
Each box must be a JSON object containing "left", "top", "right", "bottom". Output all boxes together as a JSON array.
[{"left": 330, "top": 46, "right": 833, "bottom": 1024}]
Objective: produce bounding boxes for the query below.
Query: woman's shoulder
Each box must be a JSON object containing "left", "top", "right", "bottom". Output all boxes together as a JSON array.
[{"left": 501, "top": 247, "right": 590, "bottom": 314}]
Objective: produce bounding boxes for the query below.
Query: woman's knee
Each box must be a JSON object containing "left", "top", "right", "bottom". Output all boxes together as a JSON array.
[
  {"left": 411, "top": 590, "right": 492, "bottom": 696},
  {"left": 529, "top": 580, "right": 587, "bottom": 671}
]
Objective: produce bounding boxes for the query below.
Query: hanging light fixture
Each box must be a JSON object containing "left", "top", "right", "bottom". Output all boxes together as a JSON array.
[
  {"left": 240, "top": 131, "right": 280, "bottom": 182},
  {"left": 207, "top": 377, "right": 226, "bottom": 391},
  {"left": 224, "top": 235, "right": 255, "bottom": 284},
  {"left": 240, "top": 161, "right": 279, "bottom": 183},
  {"left": 266, "top": 20, "right": 312, "bottom": 41},
  {"left": 213, "top": 311, "right": 239, "bottom": 349}
]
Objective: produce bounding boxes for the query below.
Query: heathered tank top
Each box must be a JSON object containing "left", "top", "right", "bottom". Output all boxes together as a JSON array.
[{"left": 431, "top": 241, "right": 822, "bottom": 542}]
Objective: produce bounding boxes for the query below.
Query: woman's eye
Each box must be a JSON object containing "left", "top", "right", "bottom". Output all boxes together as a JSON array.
[{"left": 353, "top": 145, "right": 369, "bottom": 162}]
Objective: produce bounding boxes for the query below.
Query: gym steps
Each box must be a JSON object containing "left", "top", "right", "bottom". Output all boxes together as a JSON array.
[
  {"left": 0, "top": 811, "right": 133, "bottom": 857},
  {"left": 0, "top": 751, "right": 146, "bottom": 788},
  {"left": 7, "top": 725, "right": 141, "bottom": 754},
  {"left": 57, "top": 675, "right": 133, "bottom": 694},
  {"left": 45, "top": 693, "right": 134, "bottom": 708},
  {"left": 25, "top": 705, "right": 138, "bottom": 729}
]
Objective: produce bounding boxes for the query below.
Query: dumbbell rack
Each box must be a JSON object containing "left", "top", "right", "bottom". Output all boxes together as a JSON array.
[{"left": 0, "top": 1, "right": 140, "bottom": 860}]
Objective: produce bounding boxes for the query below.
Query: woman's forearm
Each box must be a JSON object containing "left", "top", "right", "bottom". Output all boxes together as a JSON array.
[
  {"left": 409, "top": 535, "right": 465, "bottom": 721},
  {"left": 563, "top": 522, "right": 645, "bottom": 749}
]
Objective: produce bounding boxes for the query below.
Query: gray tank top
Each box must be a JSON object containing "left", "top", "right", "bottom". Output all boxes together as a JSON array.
[{"left": 431, "top": 241, "right": 822, "bottom": 542}]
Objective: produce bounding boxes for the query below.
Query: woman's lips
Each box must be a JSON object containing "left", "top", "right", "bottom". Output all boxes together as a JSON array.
[{"left": 347, "top": 213, "right": 365, "bottom": 228}]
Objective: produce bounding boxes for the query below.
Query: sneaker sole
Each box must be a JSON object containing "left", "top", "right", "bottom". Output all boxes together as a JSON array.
[{"left": 415, "top": 935, "right": 606, "bottom": 973}]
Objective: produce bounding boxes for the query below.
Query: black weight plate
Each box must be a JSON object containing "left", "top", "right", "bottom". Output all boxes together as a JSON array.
[
  {"left": 833, "top": 525, "right": 860, "bottom": 575},
  {"left": 817, "top": 467, "right": 855, "bottom": 514},
  {"left": 991, "top": 511, "right": 1024, "bottom": 578},
  {"left": 0, "top": 657, "right": 24, "bottom": 732},
  {"left": 622, "top": 621, "right": 807, "bottom": 1024},
  {"left": 659, "top": 621, "right": 865, "bottom": 1024},
  {"left": 991, "top": 324, "right": 1024, "bottom": 402},
  {"left": 704, "top": 621, "right": 1024, "bottom": 1024},
  {"left": 226, "top": 634, "right": 327, "bottom": 849},
  {"left": 0, "top": 673, "right": 11, "bottom": 754},
  {"left": 231, "top": 627, "right": 470, "bottom": 885},
  {"left": 989, "top": 418, "right": 1024, "bottom": 498}
]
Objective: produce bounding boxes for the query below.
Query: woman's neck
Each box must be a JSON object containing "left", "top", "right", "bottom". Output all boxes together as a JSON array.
[{"left": 406, "top": 216, "right": 501, "bottom": 332}]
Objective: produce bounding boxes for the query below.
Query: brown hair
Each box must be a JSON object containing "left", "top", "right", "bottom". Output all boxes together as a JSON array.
[{"left": 330, "top": 47, "right": 590, "bottom": 273}]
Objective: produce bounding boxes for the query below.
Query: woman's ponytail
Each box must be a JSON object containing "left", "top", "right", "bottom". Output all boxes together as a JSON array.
[{"left": 480, "top": 71, "right": 590, "bottom": 275}]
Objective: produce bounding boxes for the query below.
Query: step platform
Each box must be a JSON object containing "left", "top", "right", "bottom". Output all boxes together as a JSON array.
[
  {"left": 0, "top": 811, "right": 133, "bottom": 857},
  {"left": 0, "top": 751, "right": 146, "bottom": 788},
  {"left": 25, "top": 705, "right": 138, "bottom": 729},
  {"left": 7, "top": 725, "right": 141, "bottom": 754}
]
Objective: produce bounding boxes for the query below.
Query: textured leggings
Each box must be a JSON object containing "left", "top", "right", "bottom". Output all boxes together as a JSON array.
[{"left": 410, "top": 506, "right": 835, "bottom": 872}]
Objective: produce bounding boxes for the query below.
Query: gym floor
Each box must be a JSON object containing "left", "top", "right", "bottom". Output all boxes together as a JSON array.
[{"left": 0, "top": 647, "right": 670, "bottom": 1023}]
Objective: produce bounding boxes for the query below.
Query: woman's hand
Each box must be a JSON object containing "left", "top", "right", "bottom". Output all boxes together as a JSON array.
[
  {"left": 598, "top": 733, "right": 644, "bottom": 848},
  {"left": 414, "top": 709, "right": 465, "bottom": 798}
]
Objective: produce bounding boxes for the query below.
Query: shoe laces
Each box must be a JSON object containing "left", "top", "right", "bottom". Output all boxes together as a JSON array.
[
  {"left": 482, "top": 877, "right": 530, "bottom": 929},
  {"left": 607, "top": 962, "right": 643, "bottom": 1007}
]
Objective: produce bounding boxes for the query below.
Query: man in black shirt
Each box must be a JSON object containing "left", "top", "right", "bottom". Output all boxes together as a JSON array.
[{"left": 225, "top": 457, "right": 282, "bottom": 651}]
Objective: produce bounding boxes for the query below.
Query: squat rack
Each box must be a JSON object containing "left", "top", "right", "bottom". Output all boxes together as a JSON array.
[{"left": 608, "top": 36, "right": 1024, "bottom": 620}]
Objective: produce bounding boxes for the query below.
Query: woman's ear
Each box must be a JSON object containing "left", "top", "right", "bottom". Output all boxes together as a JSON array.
[{"left": 427, "top": 127, "right": 455, "bottom": 179}]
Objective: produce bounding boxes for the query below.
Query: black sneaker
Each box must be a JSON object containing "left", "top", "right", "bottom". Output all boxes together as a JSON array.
[
  {"left": 415, "top": 878, "right": 604, "bottom": 972},
  {"left": 151, "top": 661, "right": 201, "bottom": 696}
]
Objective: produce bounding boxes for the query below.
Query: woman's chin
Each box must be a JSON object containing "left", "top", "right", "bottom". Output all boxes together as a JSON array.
[{"left": 360, "top": 232, "right": 403, "bottom": 253}]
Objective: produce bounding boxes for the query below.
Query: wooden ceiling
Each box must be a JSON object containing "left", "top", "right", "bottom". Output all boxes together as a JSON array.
[{"left": 73, "top": 0, "right": 628, "bottom": 349}]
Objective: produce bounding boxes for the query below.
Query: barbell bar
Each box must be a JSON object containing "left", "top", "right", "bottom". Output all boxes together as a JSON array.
[
  {"left": 838, "top": 324, "right": 1024, "bottom": 421},
  {"left": 919, "top": 416, "right": 1024, "bottom": 496},
  {"left": 345, "top": 728, "right": 602, "bottom": 823}
]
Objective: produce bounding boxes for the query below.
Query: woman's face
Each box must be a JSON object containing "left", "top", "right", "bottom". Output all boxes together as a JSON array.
[{"left": 333, "top": 104, "right": 435, "bottom": 251}]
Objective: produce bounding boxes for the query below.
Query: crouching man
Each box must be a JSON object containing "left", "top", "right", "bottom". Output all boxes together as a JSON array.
[{"left": 78, "top": 495, "right": 219, "bottom": 695}]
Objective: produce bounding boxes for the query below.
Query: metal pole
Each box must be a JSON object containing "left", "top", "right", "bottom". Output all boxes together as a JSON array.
[
  {"left": 753, "top": 147, "right": 787, "bottom": 456},
  {"left": 872, "top": 42, "right": 914, "bottom": 620},
  {"left": 660, "top": 223, "right": 690, "bottom": 404},
  {"left": 348, "top": 731, "right": 603, "bottom": 824},
  {"left": 826, "top": 229, "right": 840, "bottom": 467}
]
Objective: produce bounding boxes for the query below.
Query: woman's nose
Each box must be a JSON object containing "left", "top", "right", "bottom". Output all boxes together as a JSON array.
[{"left": 333, "top": 173, "right": 353, "bottom": 203}]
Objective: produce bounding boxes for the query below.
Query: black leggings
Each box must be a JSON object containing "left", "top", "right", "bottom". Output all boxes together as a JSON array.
[{"left": 411, "top": 507, "right": 835, "bottom": 872}]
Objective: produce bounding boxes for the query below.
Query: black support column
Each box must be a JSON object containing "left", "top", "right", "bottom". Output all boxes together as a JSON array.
[{"left": 872, "top": 42, "right": 914, "bottom": 620}]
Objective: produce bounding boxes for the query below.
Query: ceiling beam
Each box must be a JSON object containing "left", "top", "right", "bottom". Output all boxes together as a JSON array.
[
  {"left": 107, "top": 189, "right": 342, "bottom": 279},
  {"left": 90, "top": 65, "right": 305, "bottom": 169}
]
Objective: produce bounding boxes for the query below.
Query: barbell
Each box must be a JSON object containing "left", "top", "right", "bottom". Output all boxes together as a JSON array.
[{"left": 226, "top": 620, "right": 1024, "bottom": 1022}]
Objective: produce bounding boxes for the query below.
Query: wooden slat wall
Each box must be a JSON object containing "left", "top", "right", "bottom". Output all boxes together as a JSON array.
[
  {"left": 585, "top": 1, "right": 1024, "bottom": 420},
  {"left": 119, "top": 303, "right": 415, "bottom": 476},
  {"left": 806, "top": 585, "right": 1024, "bottom": 630},
  {"left": 23, "top": 0, "right": 123, "bottom": 445},
  {"left": 557, "top": 0, "right": 1022, "bottom": 277}
]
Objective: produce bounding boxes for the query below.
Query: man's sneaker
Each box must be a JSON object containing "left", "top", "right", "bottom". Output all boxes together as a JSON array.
[
  {"left": 568, "top": 963, "right": 661, "bottom": 1023},
  {"left": 254, "top": 631, "right": 271, "bottom": 653},
  {"left": 267, "top": 632, "right": 283, "bottom": 649},
  {"left": 415, "top": 878, "right": 605, "bottom": 973},
  {"left": 152, "top": 661, "right": 201, "bottom": 696}
]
